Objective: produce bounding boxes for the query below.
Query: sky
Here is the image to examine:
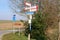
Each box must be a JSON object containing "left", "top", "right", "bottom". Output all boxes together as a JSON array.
[{"left": 0, "top": 0, "right": 27, "bottom": 20}]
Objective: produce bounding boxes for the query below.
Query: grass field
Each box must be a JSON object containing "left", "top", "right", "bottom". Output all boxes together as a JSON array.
[
  {"left": 2, "top": 32, "right": 36, "bottom": 40},
  {"left": 2, "top": 32, "right": 28, "bottom": 40}
]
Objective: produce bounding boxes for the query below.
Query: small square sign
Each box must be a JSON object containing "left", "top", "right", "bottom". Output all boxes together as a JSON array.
[{"left": 13, "top": 15, "right": 16, "bottom": 21}]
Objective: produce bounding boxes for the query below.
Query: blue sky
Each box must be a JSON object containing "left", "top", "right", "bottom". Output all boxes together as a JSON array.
[{"left": 0, "top": 0, "right": 27, "bottom": 20}]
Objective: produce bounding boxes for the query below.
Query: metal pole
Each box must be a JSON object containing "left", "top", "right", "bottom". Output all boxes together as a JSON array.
[
  {"left": 12, "top": 21, "right": 15, "bottom": 34},
  {"left": 28, "top": 15, "right": 32, "bottom": 40},
  {"left": 12, "top": 21, "right": 14, "bottom": 34},
  {"left": 28, "top": 33, "right": 30, "bottom": 40},
  {"left": 19, "top": 26, "right": 20, "bottom": 36},
  {"left": 12, "top": 15, "right": 16, "bottom": 34},
  {"left": 30, "top": 22, "right": 31, "bottom": 31}
]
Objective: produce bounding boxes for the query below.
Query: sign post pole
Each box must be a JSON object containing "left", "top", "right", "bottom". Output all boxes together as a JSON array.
[
  {"left": 28, "top": 15, "right": 32, "bottom": 40},
  {"left": 12, "top": 14, "right": 16, "bottom": 34},
  {"left": 19, "top": 25, "right": 21, "bottom": 36},
  {"left": 24, "top": 1, "right": 38, "bottom": 40}
]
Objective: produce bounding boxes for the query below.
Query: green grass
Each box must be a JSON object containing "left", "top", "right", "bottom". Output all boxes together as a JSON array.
[
  {"left": 2, "top": 32, "right": 28, "bottom": 40},
  {"left": 0, "top": 20, "right": 21, "bottom": 23},
  {"left": 0, "top": 20, "right": 12, "bottom": 23}
]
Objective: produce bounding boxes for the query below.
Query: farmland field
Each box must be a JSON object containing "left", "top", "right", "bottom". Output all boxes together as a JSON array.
[{"left": 0, "top": 20, "right": 24, "bottom": 30}]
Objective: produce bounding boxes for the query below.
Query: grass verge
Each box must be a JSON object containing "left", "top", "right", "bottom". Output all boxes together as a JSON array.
[{"left": 2, "top": 32, "right": 28, "bottom": 40}]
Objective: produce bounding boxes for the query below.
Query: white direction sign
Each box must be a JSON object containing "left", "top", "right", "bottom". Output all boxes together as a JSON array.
[
  {"left": 25, "top": 2, "right": 31, "bottom": 6},
  {"left": 24, "top": 5, "right": 38, "bottom": 12},
  {"left": 24, "top": 2, "right": 38, "bottom": 12}
]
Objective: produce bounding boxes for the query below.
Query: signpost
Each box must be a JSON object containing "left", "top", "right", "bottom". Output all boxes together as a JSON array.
[
  {"left": 12, "top": 14, "right": 16, "bottom": 34},
  {"left": 24, "top": 1, "right": 38, "bottom": 40},
  {"left": 13, "top": 14, "right": 20, "bottom": 36}
]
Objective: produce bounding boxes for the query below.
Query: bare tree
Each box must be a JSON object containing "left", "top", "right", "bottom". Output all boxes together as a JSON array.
[
  {"left": 9, "top": 0, "right": 28, "bottom": 18},
  {"left": 41, "top": 0, "right": 59, "bottom": 40},
  {"left": 58, "top": 0, "right": 60, "bottom": 40},
  {"left": 9, "top": 0, "right": 39, "bottom": 20}
]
